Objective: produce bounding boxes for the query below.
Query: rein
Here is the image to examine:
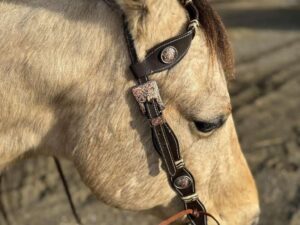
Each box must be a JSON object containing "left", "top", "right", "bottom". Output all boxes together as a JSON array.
[
  {"left": 53, "top": 158, "right": 82, "bottom": 225},
  {"left": 159, "top": 209, "right": 220, "bottom": 225}
]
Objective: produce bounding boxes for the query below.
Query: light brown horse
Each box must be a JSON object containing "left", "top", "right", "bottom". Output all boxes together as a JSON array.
[{"left": 0, "top": 0, "right": 259, "bottom": 224}]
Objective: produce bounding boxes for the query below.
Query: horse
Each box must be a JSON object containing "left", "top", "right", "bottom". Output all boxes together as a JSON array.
[{"left": 0, "top": 0, "right": 260, "bottom": 224}]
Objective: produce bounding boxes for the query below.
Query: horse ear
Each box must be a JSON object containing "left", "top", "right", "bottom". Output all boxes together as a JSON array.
[{"left": 114, "top": 0, "right": 149, "bottom": 38}]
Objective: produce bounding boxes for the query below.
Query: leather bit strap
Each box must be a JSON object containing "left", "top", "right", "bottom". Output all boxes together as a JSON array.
[{"left": 123, "top": 1, "right": 208, "bottom": 225}]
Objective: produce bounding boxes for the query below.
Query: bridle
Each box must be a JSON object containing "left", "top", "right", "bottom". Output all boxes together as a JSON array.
[
  {"left": 123, "top": 0, "right": 220, "bottom": 224},
  {"left": 0, "top": 1, "right": 221, "bottom": 225},
  {"left": 58, "top": 0, "right": 221, "bottom": 224}
]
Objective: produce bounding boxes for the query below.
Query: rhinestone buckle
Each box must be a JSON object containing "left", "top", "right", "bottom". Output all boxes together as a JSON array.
[{"left": 132, "top": 81, "right": 165, "bottom": 114}]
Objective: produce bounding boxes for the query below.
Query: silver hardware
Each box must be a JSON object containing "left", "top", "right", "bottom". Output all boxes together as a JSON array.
[
  {"left": 181, "top": 193, "right": 199, "bottom": 203},
  {"left": 175, "top": 159, "right": 185, "bottom": 169},
  {"left": 174, "top": 175, "right": 192, "bottom": 190},
  {"left": 160, "top": 46, "right": 178, "bottom": 64},
  {"left": 132, "top": 81, "right": 165, "bottom": 114},
  {"left": 188, "top": 19, "right": 200, "bottom": 30}
]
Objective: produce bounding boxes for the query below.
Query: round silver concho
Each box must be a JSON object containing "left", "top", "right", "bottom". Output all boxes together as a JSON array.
[
  {"left": 160, "top": 46, "right": 178, "bottom": 64},
  {"left": 174, "top": 175, "right": 192, "bottom": 190}
]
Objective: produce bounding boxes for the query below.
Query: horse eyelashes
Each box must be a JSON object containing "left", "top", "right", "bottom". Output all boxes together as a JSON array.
[{"left": 194, "top": 115, "right": 227, "bottom": 133}]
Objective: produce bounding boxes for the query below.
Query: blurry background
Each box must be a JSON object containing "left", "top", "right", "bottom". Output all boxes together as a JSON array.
[{"left": 0, "top": 0, "right": 299, "bottom": 224}]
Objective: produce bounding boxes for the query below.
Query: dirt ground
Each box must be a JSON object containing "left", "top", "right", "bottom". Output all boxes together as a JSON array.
[{"left": 1, "top": 1, "right": 299, "bottom": 225}]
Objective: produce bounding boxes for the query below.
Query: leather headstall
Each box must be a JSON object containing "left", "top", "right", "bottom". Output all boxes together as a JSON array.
[{"left": 124, "top": 1, "right": 209, "bottom": 225}]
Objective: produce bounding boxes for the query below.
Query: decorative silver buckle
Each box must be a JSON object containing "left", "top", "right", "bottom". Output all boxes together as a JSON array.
[{"left": 132, "top": 81, "right": 165, "bottom": 114}]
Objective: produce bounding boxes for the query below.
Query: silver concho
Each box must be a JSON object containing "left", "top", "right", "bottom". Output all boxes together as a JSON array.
[
  {"left": 160, "top": 46, "right": 178, "bottom": 64},
  {"left": 174, "top": 176, "right": 192, "bottom": 190}
]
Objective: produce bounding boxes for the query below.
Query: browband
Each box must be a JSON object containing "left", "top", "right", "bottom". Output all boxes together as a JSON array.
[
  {"left": 130, "top": 29, "right": 195, "bottom": 79},
  {"left": 128, "top": 0, "right": 199, "bottom": 80}
]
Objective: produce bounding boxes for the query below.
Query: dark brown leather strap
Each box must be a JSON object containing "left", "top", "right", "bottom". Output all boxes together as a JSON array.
[
  {"left": 124, "top": 1, "right": 210, "bottom": 225},
  {"left": 130, "top": 29, "right": 195, "bottom": 79}
]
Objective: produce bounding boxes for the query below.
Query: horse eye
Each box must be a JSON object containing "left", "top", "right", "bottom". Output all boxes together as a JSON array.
[{"left": 194, "top": 116, "right": 227, "bottom": 133}]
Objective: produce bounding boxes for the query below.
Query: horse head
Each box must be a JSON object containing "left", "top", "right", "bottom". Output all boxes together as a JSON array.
[{"left": 0, "top": 0, "right": 259, "bottom": 224}]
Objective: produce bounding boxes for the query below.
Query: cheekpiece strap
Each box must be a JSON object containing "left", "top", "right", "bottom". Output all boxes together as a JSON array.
[{"left": 124, "top": 1, "right": 208, "bottom": 225}]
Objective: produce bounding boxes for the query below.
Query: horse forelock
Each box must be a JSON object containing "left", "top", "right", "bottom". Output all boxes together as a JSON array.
[{"left": 193, "top": 0, "right": 235, "bottom": 79}]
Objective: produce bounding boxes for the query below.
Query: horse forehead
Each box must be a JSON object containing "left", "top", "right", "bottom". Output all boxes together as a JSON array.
[
  {"left": 169, "top": 71, "right": 231, "bottom": 117},
  {"left": 176, "top": 64, "right": 229, "bottom": 99}
]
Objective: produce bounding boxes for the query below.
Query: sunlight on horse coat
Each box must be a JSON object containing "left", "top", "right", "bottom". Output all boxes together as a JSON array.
[{"left": 0, "top": 0, "right": 259, "bottom": 224}]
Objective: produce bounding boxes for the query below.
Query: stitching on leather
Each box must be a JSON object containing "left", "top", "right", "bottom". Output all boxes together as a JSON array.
[
  {"left": 196, "top": 199, "right": 207, "bottom": 212},
  {"left": 153, "top": 126, "right": 174, "bottom": 176},
  {"left": 166, "top": 124, "right": 180, "bottom": 158},
  {"left": 132, "top": 30, "right": 193, "bottom": 77},
  {"left": 150, "top": 35, "right": 192, "bottom": 75},
  {"left": 151, "top": 101, "right": 177, "bottom": 176},
  {"left": 196, "top": 199, "right": 208, "bottom": 224},
  {"left": 152, "top": 99, "right": 160, "bottom": 115},
  {"left": 165, "top": 124, "right": 180, "bottom": 160},
  {"left": 124, "top": 24, "right": 138, "bottom": 63},
  {"left": 159, "top": 124, "right": 176, "bottom": 177},
  {"left": 149, "top": 100, "right": 175, "bottom": 176},
  {"left": 145, "top": 30, "right": 193, "bottom": 59},
  {"left": 145, "top": 103, "right": 154, "bottom": 118}
]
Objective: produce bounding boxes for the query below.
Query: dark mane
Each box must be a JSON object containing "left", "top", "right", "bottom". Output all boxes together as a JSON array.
[{"left": 194, "top": 0, "right": 235, "bottom": 78}]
